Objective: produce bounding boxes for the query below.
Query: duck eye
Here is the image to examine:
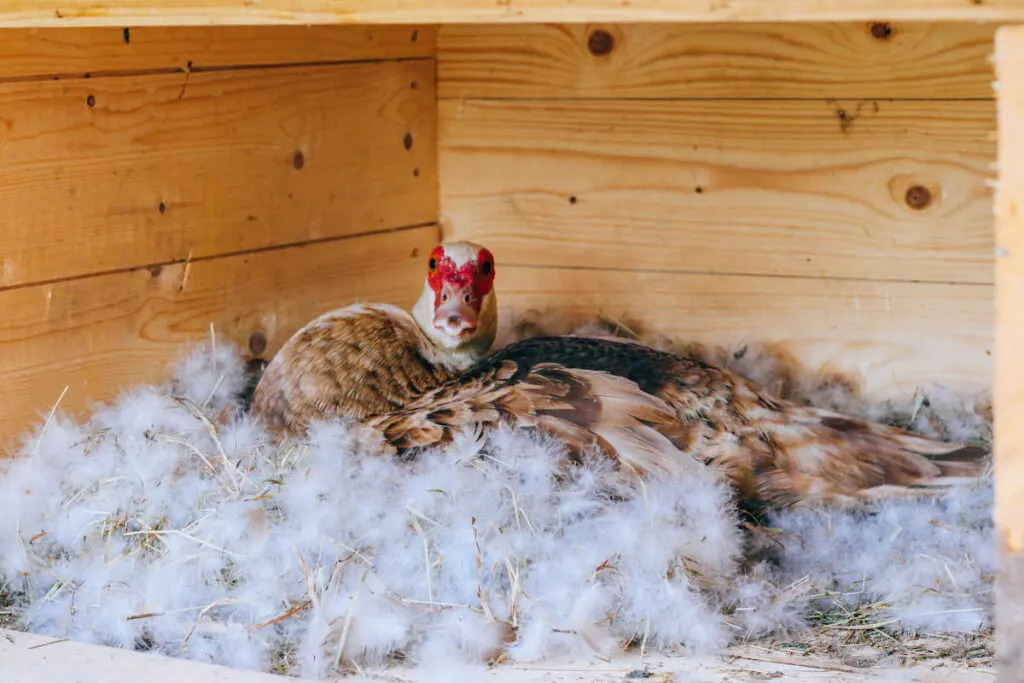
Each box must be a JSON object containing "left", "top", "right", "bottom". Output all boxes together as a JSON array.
[{"left": 480, "top": 260, "right": 492, "bottom": 276}]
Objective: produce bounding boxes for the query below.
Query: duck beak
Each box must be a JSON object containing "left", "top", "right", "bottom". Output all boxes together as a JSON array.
[{"left": 433, "top": 282, "right": 480, "bottom": 339}]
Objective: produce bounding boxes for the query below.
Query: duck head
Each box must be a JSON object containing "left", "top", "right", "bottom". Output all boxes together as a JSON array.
[{"left": 411, "top": 240, "right": 498, "bottom": 363}]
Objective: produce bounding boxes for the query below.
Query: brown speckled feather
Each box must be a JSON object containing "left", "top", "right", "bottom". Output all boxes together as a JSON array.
[
  {"left": 373, "top": 335, "right": 989, "bottom": 509},
  {"left": 251, "top": 304, "right": 457, "bottom": 434},
  {"left": 368, "top": 358, "right": 705, "bottom": 478}
]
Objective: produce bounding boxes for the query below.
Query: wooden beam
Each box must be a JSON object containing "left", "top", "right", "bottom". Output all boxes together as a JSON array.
[
  {"left": 439, "top": 22, "right": 997, "bottom": 100},
  {"left": 994, "top": 23, "right": 1024, "bottom": 683},
  {"left": 0, "top": 0, "right": 1021, "bottom": 28},
  {"left": 439, "top": 98, "right": 995, "bottom": 285},
  {"left": 0, "top": 59, "right": 435, "bottom": 289},
  {"left": 0, "top": 225, "right": 439, "bottom": 450},
  {"left": 0, "top": 25, "right": 433, "bottom": 80}
]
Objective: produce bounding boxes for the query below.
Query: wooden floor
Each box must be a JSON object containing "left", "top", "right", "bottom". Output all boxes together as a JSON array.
[{"left": 0, "top": 627, "right": 994, "bottom": 683}]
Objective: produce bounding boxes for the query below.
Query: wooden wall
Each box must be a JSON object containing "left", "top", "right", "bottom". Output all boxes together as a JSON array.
[
  {"left": 438, "top": 21, "right": 997, "bottom": 401},
  {"left": 0, "top": 25, "right": 440, "bottom": 448}
]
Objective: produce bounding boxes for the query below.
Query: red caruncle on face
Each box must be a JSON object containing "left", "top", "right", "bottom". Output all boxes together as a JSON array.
[{"left": 427, "top": 246, "right": 495, "bottom": 308}]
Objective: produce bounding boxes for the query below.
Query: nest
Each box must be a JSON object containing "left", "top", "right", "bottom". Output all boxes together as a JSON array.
[{"left": 0, "top": 313, "right": 995, "bottom": 678}]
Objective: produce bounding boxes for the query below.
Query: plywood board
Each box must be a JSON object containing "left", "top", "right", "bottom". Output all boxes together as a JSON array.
[
  {"left": 993, "top": 24, "right": 1024, "bottom": 683},
  {"left": 438, "top": 22, "right": 997, "bottom": 100},
  {"left": 0, "top": 59, "right": 436, "bottom": 289},
  {"left": 439, "top": 98, "right": 995, "bottom": 285},
  {"left": 0, "top": 628, "right": 994, "bottom": 683},
  {"left": 994, "top": 24, "right": 1024, "bottom": 555},
  {"left": 0, "top": 225, "right": 439, "bottom": 449},
  {"left": 0, "top": 25, "right": 434, "bottom": 79},
  {"left": 490, "top": 265, "right": 992, "bottom": 401},
  {"left": 0, "top": 0, "right": 1020, "bottom": 27}
]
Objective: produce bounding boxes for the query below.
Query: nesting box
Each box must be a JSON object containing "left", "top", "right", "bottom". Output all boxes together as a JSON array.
[{"left": 1, "top": 1, "right": 1023, "bottom": 679}]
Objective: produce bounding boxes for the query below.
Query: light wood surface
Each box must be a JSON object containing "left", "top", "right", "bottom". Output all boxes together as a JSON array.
[
  {"left": 993, "top": 27, "right": 1024, "bottom": 683},
  {"left": 439, "top": 98, "right": 994, "bottom": 285},
  {"left": 492, "top": 265, "right": 993, "bottom": 402},
  {"left": 0, "top": 226, "right": 439, "bottom": 450},
  {"left": 0, "top": 0, "right": 1020, "bottom": 27},
  {"left": 0, "top": 25, "right": 434, "bottom": 79},
  {"left": 0, "top": 628, "right": 993, "bottom": 683},
  {"left": 0, "top": 59, "right": 435, "bottom": 289},
  {"left": 994, "top": 23, "right": 1024, "bottom": 555},
  {"left": 438, "top": 22, "right": 997, "bottom": 100}
]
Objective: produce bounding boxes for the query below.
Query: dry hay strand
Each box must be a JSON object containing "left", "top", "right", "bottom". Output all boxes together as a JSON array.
[{"left": 0, "top": 314, "right": 995, "bottom": 678}]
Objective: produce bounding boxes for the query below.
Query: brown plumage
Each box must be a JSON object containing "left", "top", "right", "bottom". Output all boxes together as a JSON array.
[
  {"left": 251, "top": 303, "right": 459, "bottom": 433},
  {"left": 251, "top": 239, "right": 989, "bottom": 512},
  {"left": 370, "top": 334, "right": 988, "bottom": 510}
]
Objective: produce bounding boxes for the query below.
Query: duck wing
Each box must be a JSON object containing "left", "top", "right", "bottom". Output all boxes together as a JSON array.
[
  {"left": 486, "top": 335, "right": 989, "bottom": 509},
  {"left": 366, "top": 355, "right": 706, "bottom": 478},
  {"left": 687, "top": 377, "right": 991, "bottom": 509}
]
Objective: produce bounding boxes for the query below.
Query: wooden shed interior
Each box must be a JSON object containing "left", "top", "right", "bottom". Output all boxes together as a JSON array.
[
  {"left": 0, "top": 19, "right": 1005, "bottom": 444},
  {"left": 1, "top": 2, "right": 1023, "bottom": 679}
]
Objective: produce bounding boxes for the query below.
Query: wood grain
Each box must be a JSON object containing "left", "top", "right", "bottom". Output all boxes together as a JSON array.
[
  {"left": 0, "top": 25, "right": 434, "bottom": 80},
  {"left": 994, "top": 24, "right": 1024, "bottom": 552},
  {"left": 439, "top": 98, "right": 995, "bottom": 285},
  {"left": 0, "top": 0, "right": 1020, "bottom": 28},
  {"left": 994, "top": 27, "right": 1024, "bottom": 682},
  {"left": 0, "top": 59, "right": 436, "bottom": 289},
  {"left": 0, "top": 225, "right": 439, "bottom": 449},
  {"left": 491, "top": 265, "right": 993, "bottom": 402},
  {"left": 438, "top": 22, "right": 997, "bottom": 100}
]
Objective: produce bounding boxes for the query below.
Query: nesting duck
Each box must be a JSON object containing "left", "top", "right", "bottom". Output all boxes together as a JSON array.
[{"left": 251, "top": 240, "right": 988, "bottom": 510}]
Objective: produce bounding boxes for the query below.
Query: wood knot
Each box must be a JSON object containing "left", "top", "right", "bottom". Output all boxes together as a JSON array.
[
  {"left": 292, "top": 150, "right": 305, "bottom": 170},
  {"left": 158, "top": 201, "right": 166, "bottom": 214},
  {"left": 870, "top": 22, "right": 893, "bottom": 40},
  {"left": 248, "top": 330, "right": 268, "bottom": 357},
  {"left": 403, "top": 133, "right": 414, "bottom": 150},
  {"left": 905, "top": 185, "right": 932, "bottom": 210},
  {"left": 587, "top": 29, "right": 614, "bottom": 56},
  {"left": 86, "top": 95, "right": 95, "bottom": 107},
  {"left": 568, "top": 195, "right": 578, "bottom": 204}
]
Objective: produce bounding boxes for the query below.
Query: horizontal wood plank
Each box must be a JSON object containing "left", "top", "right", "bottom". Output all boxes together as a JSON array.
[
  {"left": 439, "top": 98, "right": 995, "bottom": 285},
  {"left": 492, "top": 265, "right": 993, "bottom": 402},
  {"left": 0, "top": 59, "right": 436, "bottom": 289},
  {"left": 0, "top": 25, "right": 434, "bottom": 80},
  {"left": 0, "top": 0, "right": 1020, "bottom": 27},
  {"left": 0, "top": 226, "right": 439, "bottom": 449},
  {"left": 438, "top": 22, "right": 997, "bottom": 100}
]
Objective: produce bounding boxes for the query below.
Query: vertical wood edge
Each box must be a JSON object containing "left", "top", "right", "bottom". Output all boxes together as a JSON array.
[{"left": 994, "top": 22, "right": 1024, "bottom": 683}]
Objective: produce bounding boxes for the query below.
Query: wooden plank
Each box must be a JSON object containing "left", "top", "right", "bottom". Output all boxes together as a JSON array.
[
  {"left": 0, "top": 25, "right": 434, "bottom": 80},
  {"left": 0, "top": 59, "right": 436, "bottom": 289},
  {"left": 0, "top": 225, "right": 439, "bottom": 449},
  {"left": 993, "top": 23, "right": 1024, "bottom": 683},
  {"left": 438, "top": 22, "right": 997, "bottom": 101},
  {"left": 0, "top": 0, "right": 1021, "bottom": 28},
  {"left": 2, "top": 629, "right": 325, "bottom": 683},
  {"left": 491, "top": 265, "right": 993, "bottom": 402},
  {"left": 438, "top": 99, "right": 995, "bottom": 285},
  {"left": 0, "top": 630, "right": 994, "bottom": 683}
]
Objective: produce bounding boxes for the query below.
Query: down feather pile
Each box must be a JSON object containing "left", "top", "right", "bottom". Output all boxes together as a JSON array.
[{"left": 0, "top": 318, "right": 993, "bottom": 678}]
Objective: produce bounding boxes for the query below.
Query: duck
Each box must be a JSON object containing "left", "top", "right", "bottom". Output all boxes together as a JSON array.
[{"left": 251, "top": 240, "right": 989, "bottom": 511}]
